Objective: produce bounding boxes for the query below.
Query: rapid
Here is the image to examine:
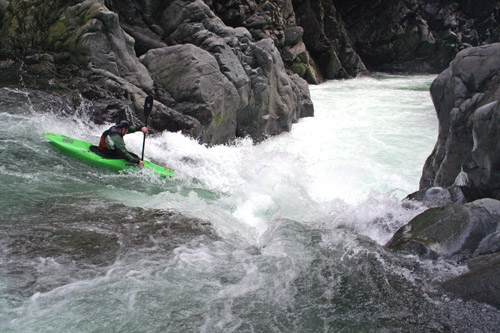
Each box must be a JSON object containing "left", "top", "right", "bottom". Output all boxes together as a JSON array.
[{"left": 1, "top": 75, "right": 500, "bottom": 332}]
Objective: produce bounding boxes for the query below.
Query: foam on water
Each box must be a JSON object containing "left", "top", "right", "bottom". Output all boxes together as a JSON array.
[
  {"left": 1, "top": 75, "right": 438, "bottom": 244},
  {"left": 98, "top": 74, "right": 439, "bottom": 243},
  {"left": 3, "top": 78, "right": 499, "bottom": 332}
]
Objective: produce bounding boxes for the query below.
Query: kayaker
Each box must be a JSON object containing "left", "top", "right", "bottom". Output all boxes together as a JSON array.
[{"left": 98, "top": 120, "right": 148, "bottom": 167}]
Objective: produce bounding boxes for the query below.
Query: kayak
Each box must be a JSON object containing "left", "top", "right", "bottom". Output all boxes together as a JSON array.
[{"left": 43, "top": 132, "right": 174, "bottom": 178}]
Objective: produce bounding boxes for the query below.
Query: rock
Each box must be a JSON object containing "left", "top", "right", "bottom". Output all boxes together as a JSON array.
[
  {"left": 205, "top": 0, "right": 321, "bottom": 83},
  {"left": 405, "top": 186, "right": 467, "bottom": 208},
  {"left": 420, "top": 43, "right": 500, "bottom": 199},
  {"left": 149, "top": 0, "right": 313, "bottom": 144},
  {"left": 0, "top": 0, "right": 7, "bottom": 22},
  {"left": 46, "top": 1, "right": 154, "bottom": 92},
  {"left": 284, "top": 26, "right": 303, "bottom": 46},
  {"left": 293, "top": 0, "right": 368, "bottom": 80},
  {"left": 441, "top": 251, "right": 500, "bottom": 309},
  {"left": 104, "top": 0, "right": 167, "bottom": 57},
  {"left": 141, "top": 44, "right": 239, "bottom": 144},
  {"left": 333, "top": 0, "right": 500, "bottom": 73},
  {"left": 386, "top": 198, "right": 500, "bottom": 261}
]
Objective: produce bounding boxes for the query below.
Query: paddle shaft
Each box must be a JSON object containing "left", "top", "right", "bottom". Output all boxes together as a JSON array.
[{"left": 141, "top": 95, "right": 154, "bottom": 161}]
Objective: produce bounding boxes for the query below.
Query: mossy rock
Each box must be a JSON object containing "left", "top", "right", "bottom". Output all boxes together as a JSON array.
[
  {"left": 387, "top": 199, "right": 500, "bottom": 261},
  {"left": 291, "top": 63, "right": 306, "bottom": 77}
]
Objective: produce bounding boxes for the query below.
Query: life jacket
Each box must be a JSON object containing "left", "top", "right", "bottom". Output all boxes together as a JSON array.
[{"left": 98, "top": 126, "right": 121, "bottom": 151}]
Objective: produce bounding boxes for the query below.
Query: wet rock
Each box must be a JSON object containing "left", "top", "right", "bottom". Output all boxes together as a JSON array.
[
  {"left": 441, "top": 252, "right": 500, "bottom": 309},
  {"left": 420, "top": 43, "right": 500, "bottom": 199},
  {"left": 141, "top": 44, "right": 239, "bottom": 144},
  {"left": 206, "top": 0, "right": 323, "bottom": 83},
  {"left": 1, "top": 199, "right": 217, "bottom": 296},
  {"left": 335, "top": 1, "right": 500, "bottom": 73},
  {"left": 0, "top": 0, "right": 313, "bottom": 144},
  {"left": 405, "top": 186, "right": 467, "bottom": 208},
  {"left": 386, "top": 198, "right": 500, "bottom": 261},
  {"left": 141, "top": 0, "right": 313, "bottom": 144},
  {"left": 293, "top": 0, "right": 368, "bottom": 80}
]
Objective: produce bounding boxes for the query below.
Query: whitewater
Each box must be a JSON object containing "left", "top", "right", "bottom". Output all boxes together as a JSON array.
[{"left": 1, "top": 74, "right": 500, "bottom": 332}]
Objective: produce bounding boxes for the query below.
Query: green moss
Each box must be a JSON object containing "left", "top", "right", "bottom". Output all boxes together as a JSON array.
[
  {"left": 305, "top": 65, "right": 319, "bottom": 84},
  {"left": 325, "top": 53, "right": 342, "bottom": 78},
  {"left": 291, "top": 63, "right": 306, "bottom": 77}
]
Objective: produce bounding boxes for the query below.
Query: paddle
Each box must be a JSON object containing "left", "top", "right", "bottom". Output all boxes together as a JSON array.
[{"left": 141, "top": 95, "right": 154, "bottom": 161}]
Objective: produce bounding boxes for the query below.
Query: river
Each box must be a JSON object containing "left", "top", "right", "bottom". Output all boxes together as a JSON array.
[{"left": 1, "top": 75, "right": 499, "bottom": 332}]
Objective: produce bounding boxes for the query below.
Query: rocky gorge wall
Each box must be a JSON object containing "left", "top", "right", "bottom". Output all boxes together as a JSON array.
[
  {"left": 1, "top": 0, "right": 498, "bottom": 143},
  {"left": 0, "top": 0, "right": 314, "bottom": 145}
]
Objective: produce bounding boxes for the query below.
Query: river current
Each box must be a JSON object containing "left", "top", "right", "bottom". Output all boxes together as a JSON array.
[{"left": 1, "top": 75, "right": 500, "bottom": 332}]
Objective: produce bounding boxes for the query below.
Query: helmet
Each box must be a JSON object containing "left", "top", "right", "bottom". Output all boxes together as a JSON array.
[{"left": 116, "top": 120, "right": 130, "bottom": 129}]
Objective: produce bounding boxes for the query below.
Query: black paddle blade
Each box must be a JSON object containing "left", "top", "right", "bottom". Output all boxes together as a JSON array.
[{"left": 143, "top": 95, "right": 154, "bottom": 119}]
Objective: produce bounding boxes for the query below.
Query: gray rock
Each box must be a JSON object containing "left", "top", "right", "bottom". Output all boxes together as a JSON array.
[
  {"left": 405, "top": 186, "right": 467, "bottom": 208},
  {"left": 0, "top": 0, "right": 313, "bottom": 144},
  {"left": 284, "top": 26, "right": 304, "bottom": 47},
  {"left": 332, "top": 1, "right": 500, "bottom": 73},
  {"left": 45, "top": 1, "right": 154, "bottom": 92},
  {"left": 441, "top": 252, "right": 500, "bottom": 309},
  {"left": 420, "top": 43, "right": 500, "bottom": 200},
  {"left": 205, "top": 0, "right": 322, "bottom": 83},
  {"left": 293, "top": 0, "right": 367, "bottom": 80},
  {"left": 386, "top": 198, "right": 500, "bottom": 261},
  {"left": 141, "top": 44, "right": 240, "bottom": 144},
  {"left": 148, "top": 0, "right": 313, "bottom": 144}
]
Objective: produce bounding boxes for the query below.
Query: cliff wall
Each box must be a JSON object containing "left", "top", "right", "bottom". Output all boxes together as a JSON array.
[{"left": 1, "top": 0, "right": 497, "bottom": 144}]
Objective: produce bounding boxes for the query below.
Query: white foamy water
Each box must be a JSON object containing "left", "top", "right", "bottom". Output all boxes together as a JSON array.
[
  {"left": 102, "top": 74, "right": 439, "bottom": 244},
  {"left": 3, "top": 76, "right": 499, "bottom": 332}
]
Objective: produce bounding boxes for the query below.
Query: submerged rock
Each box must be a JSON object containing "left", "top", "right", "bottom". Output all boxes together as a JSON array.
[{"left": 1, "top": 199, "right": 217, "bottom": 297}]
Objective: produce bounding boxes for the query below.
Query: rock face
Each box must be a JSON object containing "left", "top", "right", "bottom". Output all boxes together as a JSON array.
[
  {"left": 205, "top": 0, "right": 329, "bottom": 83},
  {"left": 0, "top": 0, "right": 313, "bottom": 145},
  {"left": 138, "top": 0, "right": 313, "bottom": 144},
  {"left": 292, "top": 0, "right": 368, "bottom": 81},
  {"left": 387, "top": 198, "right": 500, "bottom": 261},
  {"left": 332, "top": 0, "right": 500, "bottom": 73},
  {"left": 397, "top": 44, "right": 500, "bottom": 310},
  {"left": 420, "top": 43, "right": 500, "bottom": 200},
  {"left": 196, "top": 1, "right": 500, "bottom": 83},
  {"left": 441, "top": 252, "right": 500, "bottom": 309},
  {"left": 387, "top": 198, "right": 500, "bottom": 309}
]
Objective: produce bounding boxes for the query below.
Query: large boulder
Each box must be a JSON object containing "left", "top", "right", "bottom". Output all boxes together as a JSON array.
[
  {"left": 141, "top": 44, "right": 240, "bottom": 144},
  {"left": 387, "top": 198, "right": 500, "bottom": 261},
  {"left": 420, "top": 43, "right": 500, "bottom": 200},
  {"left": 146, "top": 0, "right": 313, "bottom": 144}
]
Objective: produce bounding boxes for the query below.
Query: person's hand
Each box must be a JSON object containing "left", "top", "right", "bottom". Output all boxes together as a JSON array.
[
  {"left": 141, "top": 127, "right": 148, "bottom": 134},
  {"left": 139, "top": 160, "right": 145, "bottom": 168}
]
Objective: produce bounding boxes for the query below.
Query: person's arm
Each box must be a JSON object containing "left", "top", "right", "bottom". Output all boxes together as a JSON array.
[{"left": 127, "top": 125, "right": 148, "bottom": 134}]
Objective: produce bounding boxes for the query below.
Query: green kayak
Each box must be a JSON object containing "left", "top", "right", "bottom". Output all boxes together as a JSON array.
[{"left": 43, "top": 132, "right": 174, "bottom": 178}]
